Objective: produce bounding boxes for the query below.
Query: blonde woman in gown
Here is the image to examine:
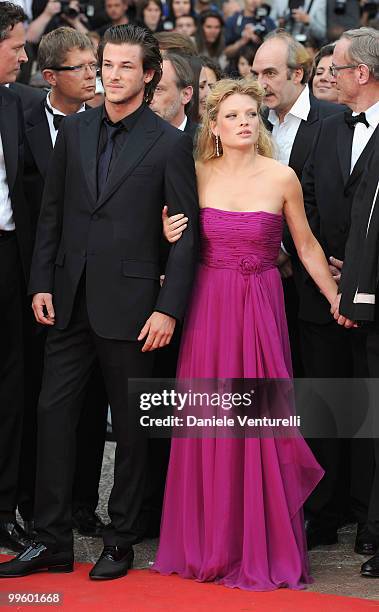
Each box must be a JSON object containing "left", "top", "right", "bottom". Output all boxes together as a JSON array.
[{"left": 153, "top": 78, "right": 351, "bottom": 591}]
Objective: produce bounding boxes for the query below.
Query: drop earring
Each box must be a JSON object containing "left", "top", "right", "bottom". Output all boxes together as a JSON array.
[{"left": 216, "top": 134, "right": 220, "bottom": 157}]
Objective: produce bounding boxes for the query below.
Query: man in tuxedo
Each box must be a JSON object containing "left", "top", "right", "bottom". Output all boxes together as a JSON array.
[
  {"left": 19, "top": 27, "right": 108, "bottom": 540},
  {"left": 0, "top": 23, "right": 198, "bottom": 580},
  {"left": 251, "top": 30, "right": 342, "bottom": 377},
  {"left": 289, "top": 27, "right": 379, "bottom": 552},
  {"left": 0, "top": 1, "right": 33, "bottom": 553},
  {"left": 332, "top": 132, "right": 379, "bottom": 577}
]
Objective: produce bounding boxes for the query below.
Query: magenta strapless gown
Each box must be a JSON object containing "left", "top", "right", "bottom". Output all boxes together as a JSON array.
[{"left": 153, "top": 208, "right": 324, "bottom": 591}]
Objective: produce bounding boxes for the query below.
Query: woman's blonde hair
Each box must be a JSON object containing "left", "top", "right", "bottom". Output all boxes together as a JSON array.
[{"left": 195, "top": 78, "right": 273, "bottom": 162}]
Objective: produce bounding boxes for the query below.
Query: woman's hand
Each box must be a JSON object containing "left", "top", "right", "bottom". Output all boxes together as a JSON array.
[{"left": 162, "top": 205, "right": 188, "bottom": 243}]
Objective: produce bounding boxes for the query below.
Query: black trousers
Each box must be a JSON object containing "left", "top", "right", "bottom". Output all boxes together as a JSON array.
[
  {"left": 299, "top": 319, "right": 373, "bottom": 530},
  {"left": 363, "top": 329, "right": 379, "bottom": 541},
  {"left": 34, "top": 281, "right": 154, "bottom": 552},
  {"left": 18, "top": 317, "right": 108, "bottom": 521},
  {"left": 0, "top": 234, "right": 24, "bottom": 521}
]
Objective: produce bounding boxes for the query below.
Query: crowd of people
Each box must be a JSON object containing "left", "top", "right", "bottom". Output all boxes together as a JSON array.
[{"left": 0, "top": 0, "right": 378, "bottom": 592}]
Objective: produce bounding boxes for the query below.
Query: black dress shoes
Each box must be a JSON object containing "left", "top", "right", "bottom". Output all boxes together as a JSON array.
[
  {"left": 361, "top": 552, "right": 379, "bottom": 578},
  {"left": 0, "top": 543, "right": 74, "bottom": 577},
  {"left": 0, "top": 521, "right": 31, "bottom": 552},
  {"left": 89, "top": 546, "right": 134, "bottom": 580},
  {"left": 304, "top": 519, "right": 338, "bottom": 550},
  {"left": 354, "top": 524, "right": 378, "bottom": 556},
  {"left": 72, "top": 508, "right": 106, "bottom": 537}
]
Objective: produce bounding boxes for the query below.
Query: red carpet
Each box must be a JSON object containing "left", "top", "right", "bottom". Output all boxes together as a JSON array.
[{"left": 0, "top": 556, "right": 378, "bottom": 611}]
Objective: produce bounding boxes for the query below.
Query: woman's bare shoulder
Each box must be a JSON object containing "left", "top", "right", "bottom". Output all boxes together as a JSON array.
[{"left": 261, "top": 157, "right": 298, "bottom": 183}]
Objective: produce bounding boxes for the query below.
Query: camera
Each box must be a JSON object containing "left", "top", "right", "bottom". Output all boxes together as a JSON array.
[
  {"left": 252, "top": 4, "right": 271, "bottom": 38},
  {"left": 361, "top": 0, "right": 378, "bottom": 19},
  {"left": 334, "top": 0, "right": 346, "bottom": 15}
]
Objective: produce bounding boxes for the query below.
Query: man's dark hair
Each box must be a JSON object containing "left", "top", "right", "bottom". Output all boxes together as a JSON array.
[
  {"left": 98, "top": 24, "right": 162, "bottom": 103},
  {"left": 0, "top": 2, "right": 27, "bottom": 43}
]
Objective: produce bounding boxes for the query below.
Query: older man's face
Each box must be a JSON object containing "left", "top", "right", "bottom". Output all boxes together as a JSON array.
[
  {"left": 0, "top": 23, "right": 28, "bottom": 85},
  {"left": 150, "top": 59, "right": 183, "bottom": 124},
  {"left": 332, "top": 38, "right": 360, "bottom": 108}
]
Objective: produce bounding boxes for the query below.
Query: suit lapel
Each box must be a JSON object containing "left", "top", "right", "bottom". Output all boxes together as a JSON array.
[
  {"left": 337, "top": 121, "right": 353, "bottom": 186},
  {"left": 347, "top": 124, "right": 379, "bottom": 190},
  {"left": 0, "top": 89, "right": 18, "bottom": 193},
  {"left": 79, "top": 105, "right": 103, "bottom": 204},
  {"left": 94, "top": 106, "right": 164, "bottom": 212},
  {"left": 289, "top": 96, "right": 319, "bottom": 178},
  {"left": 25, "top": 100, "right": 53, "bottom": 178}
]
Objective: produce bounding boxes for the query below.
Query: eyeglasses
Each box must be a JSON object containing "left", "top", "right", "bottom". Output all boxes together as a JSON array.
[
  {"left": 48, "top": 63, "right": 98, "bottom": 74},
  {"left": 329, "top": 63, "right": 359, "bottom": 76}
]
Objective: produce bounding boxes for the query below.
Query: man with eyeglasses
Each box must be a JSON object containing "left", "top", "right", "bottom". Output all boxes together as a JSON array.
[
  {"left": 291, "top": 26, "right": 379, "bottom": 558},
  {"left": 20, "top": 26, "right": 109, "bottom": 543}
]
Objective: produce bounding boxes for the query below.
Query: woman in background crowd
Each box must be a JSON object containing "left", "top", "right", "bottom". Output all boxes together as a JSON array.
[
  {"left": 198, "top": 55, "right": 222, "bottom": 118},
  {"left": 138, "top": 0, "right": 164, "bottom": 32},
  {"left": 311, "top": 43, "right": 338, "bottom": 103},
  {"left": 236, "top": 43, "right": 256, "bottom": 77},
  {"left": 195, "top": 11, "right": 226, "bottom": 66}
]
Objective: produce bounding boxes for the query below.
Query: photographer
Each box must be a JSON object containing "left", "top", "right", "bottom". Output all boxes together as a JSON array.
[
  {"left": 27, "top": 0, "right": 89, "bottom": 44},
  {"left": 269, "top": 0, "right": 326, "bottom": 46},
  {"left": 224, "top": 0, "right": 275, "bottom": 73}
]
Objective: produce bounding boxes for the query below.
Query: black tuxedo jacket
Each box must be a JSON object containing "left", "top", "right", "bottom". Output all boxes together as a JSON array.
[
  {"left": 28, "top": 103, "right": 199, "bottom": 339},
  {"left": 0, "top": 86, "right": 32, "bottom": 281},
  {"left": 23, "top": 98, "right": 52, "bottom": 238},
  {"left": 184, "top": 118, "right": 198, "bottom": 142},
  {"left": 293, "top": 111, "right": 378, "bottom": 324},
  {"left": 9, "top": 82, "right": 46, "bottom": 113}
]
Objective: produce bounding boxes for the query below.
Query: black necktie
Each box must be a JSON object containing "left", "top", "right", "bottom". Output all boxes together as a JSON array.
[
  {"left": 97, "top": 122, "right": 123, "bottom": 196},
  {"left": 344, "top": 110, "right": 370, "bottom": 129},
  {"left": 44, "top": 101, "right": 65, "bottom": 131}
]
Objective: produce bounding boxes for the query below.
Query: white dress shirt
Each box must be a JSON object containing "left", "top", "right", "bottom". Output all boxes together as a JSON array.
[
  {"left": 45, "top": 91, "right": 86, "bottom": 146},
  {"left": 350, "top": 100, "right": 379, "bottom": 173},
  {"left": 177, "top": 116, "right": 188, "bottom": 132},
  {"left": 268, "top": 85, "right": 311, "bottom": 166},
  {"left": 0, "top": 132, "right": 15, "bottom": 231}
]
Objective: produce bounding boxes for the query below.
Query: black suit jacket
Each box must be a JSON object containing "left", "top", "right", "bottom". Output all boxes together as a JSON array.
[
  {"left": 294, "top": 111, "right": 378, "bottom": 324},
  {"left": 28, "top": 104, "right": 199, "bottom": 339},
  {"left": 9, "top": 82, "right": 47, "bottom": 113},
  {"left": 184, "top": 118, "right": 198, "bottom": 142},
  {"left": 0, "top": 86, "right": 32, "bottom": 281},
  {"left": 23, "top": 98, "right": 52, "bottom": 238}
]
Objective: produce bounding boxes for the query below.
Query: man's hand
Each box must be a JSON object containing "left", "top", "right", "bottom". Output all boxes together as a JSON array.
[
  {"left": 32, "top": 293, "right": 55, "bottom": 326},
  {"left": 292, "top": 8, "right": 311, "bottom": 23},
  {"left": 138, "top": 311, "right": 176, "bottom": 352},
  {"left": 329, "top": 256, "right": 343, "bottom": 283},
  {"left": 162, "top": 205, "right": 188, "bottom": 243},
  {"left": 330, "top": 293, "right": 356, "bottom": 328}
]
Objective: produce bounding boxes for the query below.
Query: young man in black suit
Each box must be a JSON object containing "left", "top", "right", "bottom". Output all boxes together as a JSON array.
[
  {"left": 20, "top": 27, "right": 108, "bottom": 540},
  {"left": 0, "top": 23, "right": 199, "bottom": 580},
  {"left": 289, "top": 27, "right": 379, "bottom": 552},
  {"left": 0, "top": 2, "right": 33, "bottom": 553}
]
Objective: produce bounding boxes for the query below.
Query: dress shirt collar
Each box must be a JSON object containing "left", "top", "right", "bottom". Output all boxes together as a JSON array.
[
  {"left": 101, "top": 102, "right": 145, "bottom": 131},
  {"left": 46, "top": 91, "right": 86, "bottom": 116},
  {"left": 352, "top": 100, "right": 379, "bottom": 129},
  {"left": 268, "top": 85, "right": 311, "bottom": 126},
  {"left": 178, "top": 116, "right": 188, "bottom": 132}
]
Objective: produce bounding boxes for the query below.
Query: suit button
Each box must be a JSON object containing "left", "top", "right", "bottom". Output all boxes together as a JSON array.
[
  {"left": 93, "top": 214, "right": 99, "bottom": 221},
  {"left": 81, "top": 250, "right": 86, "bottom": 257}
]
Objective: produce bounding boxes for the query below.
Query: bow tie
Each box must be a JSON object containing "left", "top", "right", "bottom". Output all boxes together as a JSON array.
[
  {"left": 344, "top": 110, "right": 370, "bottom": 129},
  {"left": 45, "top": 102, "right": 65, "bottom": 131}
]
